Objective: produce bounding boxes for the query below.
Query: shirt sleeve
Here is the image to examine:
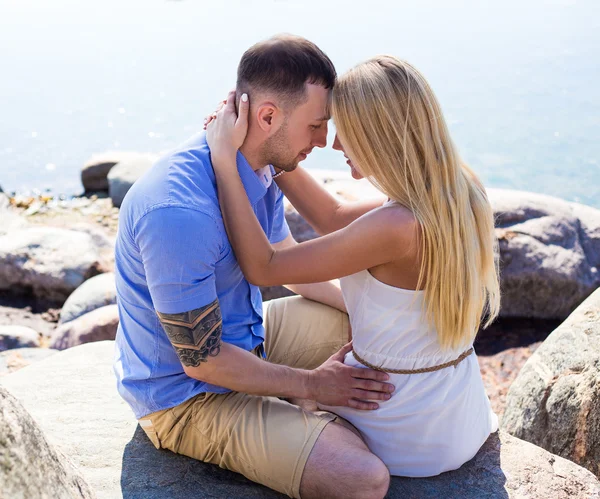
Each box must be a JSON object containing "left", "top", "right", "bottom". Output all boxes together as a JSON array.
[
  {"left": 135, "top": 206, "right": 222, "bottom": 314},
  {"left": 269, "top": 186, "right": 291, "bottom": 244}
]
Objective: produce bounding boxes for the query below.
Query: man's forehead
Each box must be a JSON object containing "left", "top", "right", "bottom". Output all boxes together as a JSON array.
[{"left": 307, "top": 85, "right": 332, "bottom": 120}]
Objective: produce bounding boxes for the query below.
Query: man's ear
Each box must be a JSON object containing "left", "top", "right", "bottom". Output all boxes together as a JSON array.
[{"left": 256, "top": 103, "right": 283, "bottom": 133}]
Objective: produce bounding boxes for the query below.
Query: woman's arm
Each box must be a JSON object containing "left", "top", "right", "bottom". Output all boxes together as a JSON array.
[
  {"left": 275, "top": 166, "right": 387, "bottom": 235},
  {"left": 213, "top": 156, "right": 412, "bottom": 286},
  {"left": 274, "top": 234, "right": 347, "bottom": 313}
]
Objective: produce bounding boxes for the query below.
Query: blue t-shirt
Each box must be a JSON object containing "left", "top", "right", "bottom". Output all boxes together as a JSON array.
[{"left": 113, "top": 132, "right": 290, "bottom": 419}]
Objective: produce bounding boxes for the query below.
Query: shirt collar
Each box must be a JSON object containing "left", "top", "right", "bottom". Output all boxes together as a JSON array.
[
  {"left": 236, "top": 149, "right": 269, "bottom": 205},
  {"left": 255, "top": 165, "right": 273, "bottom": 189},
  {"left": 202, "top": 132, "right": 269, "bottom": 205}
]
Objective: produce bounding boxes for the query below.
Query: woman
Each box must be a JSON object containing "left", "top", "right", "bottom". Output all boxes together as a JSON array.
[{"left": 206, "top": 55, "right": 499, "bottom": 477}]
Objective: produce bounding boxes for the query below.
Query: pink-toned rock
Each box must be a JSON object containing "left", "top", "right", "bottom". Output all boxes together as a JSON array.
[
  {"left": 502, "top": 288, "right": 600, "bottom": 478},
  {"left": 0, "top": 347, "right": 58, "bottom": 376},
  {"left": 49, "top": 304, "right": 119, "bottom": 350}
]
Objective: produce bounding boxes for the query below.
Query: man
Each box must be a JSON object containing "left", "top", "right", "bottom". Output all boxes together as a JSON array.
[{"left": 114, "top": 34, "right": 393, "bottom": 499}]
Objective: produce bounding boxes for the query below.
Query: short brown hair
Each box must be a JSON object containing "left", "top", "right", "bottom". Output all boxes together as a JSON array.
[{"left": 236, "top": 34, "right": 336, "bottom": 107}]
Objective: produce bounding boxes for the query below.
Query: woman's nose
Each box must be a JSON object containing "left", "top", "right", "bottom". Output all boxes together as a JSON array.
[{"left": 332, "top": 134, "right": 342, "bottom": 151}]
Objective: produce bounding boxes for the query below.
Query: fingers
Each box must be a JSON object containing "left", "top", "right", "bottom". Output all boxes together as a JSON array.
[
  {"left": 236, "top": 92, "right": 250, "bottom": 129},
  {"left": 350, "top": 366, "right": 389, "bottom": 382},
  {"left": 225, "top": 90, "right": 236, "bottom": 111},
  {"left": 331, "top": 341, "right": 353, "bottom": 362},
  {"left": 347, "top": 398, "right": 379, "bottom": 411},
  {"left": 351, "top": 388, "right": 391, "bottom": 401},
  {"left": 353, "top": 377, "right": 394, "bottom": 394},
  {"left": 204, "top": 97, "right": 229, "bottom": 130},
  {"left": 203, "top": 113, "right": 217, "bottom": 130}
]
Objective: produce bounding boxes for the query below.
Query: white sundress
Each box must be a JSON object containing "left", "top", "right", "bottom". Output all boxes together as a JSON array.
[{"left": 319, "top": 269, "right": 498, "bottom": 477}]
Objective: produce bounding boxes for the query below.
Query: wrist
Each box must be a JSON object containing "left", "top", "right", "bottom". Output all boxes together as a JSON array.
[
  {"left": 211, "top": 149, "right": 238, "bottom": 166},
  {"left": 301, "top": 369, "right": 315, "bottom": 400}
]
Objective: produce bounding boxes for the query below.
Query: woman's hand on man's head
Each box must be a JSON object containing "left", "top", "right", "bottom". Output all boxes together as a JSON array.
[{"left": 205, "top": 90, "right": 250, "bottom": 163}]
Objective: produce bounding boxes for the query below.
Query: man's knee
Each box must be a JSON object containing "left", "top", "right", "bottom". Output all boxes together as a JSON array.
[
  {"left": 325, "top": 450, "right": 389, "bottom": 499},
  {"left": 301, "top": 422, "right": 389, "bottom": 499},
  {"left": 355, "top": 453, "right": 390, "bottom": 499}
]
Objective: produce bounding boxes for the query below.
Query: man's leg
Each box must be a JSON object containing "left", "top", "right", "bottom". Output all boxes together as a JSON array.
[
  {"left": 263, "top": 295, "right": 349, "bottom": 369},
  {"left": 263, "top": 296, "right": 390, "bottom": 499},
  {"left": 139, "top": 296, "right": 388, "bottom": 499},
  {"left": 301, "top": 422, "right": 390, "bottom": 499},
  {"left": 139, "top": 389, "right": 339, "bottom": 498}
]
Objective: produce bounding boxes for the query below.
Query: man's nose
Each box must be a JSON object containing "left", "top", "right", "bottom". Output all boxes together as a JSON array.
[{"left": 312, "top": 123, "right": 328, "bottom": 148}]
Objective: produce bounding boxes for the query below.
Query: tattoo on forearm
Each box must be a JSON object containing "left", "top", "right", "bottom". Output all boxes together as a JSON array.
[{"left": 157, "top": 299, "right": 223, "bottom": 367}]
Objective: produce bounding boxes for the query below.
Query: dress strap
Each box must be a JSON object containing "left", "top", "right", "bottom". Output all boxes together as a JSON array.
[{"left": 351, "top": 347, "right": 474, "bottom": 374}]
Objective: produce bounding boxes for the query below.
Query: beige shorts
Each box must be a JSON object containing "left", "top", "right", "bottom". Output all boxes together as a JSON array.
[{"left": 138, "top": 296, "right": 349, "bottom": 498}]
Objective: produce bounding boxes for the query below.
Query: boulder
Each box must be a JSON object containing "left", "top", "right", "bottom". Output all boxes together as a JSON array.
[
  {"left": 0, "top": 209, "right": 29, "bottom": 236},
  {"left": 0, "top": 385, "right": 95, "bottom": 498},
  {"left": 50, "top": 304, "right": 119, "bottom": 350},
  {"left": 0, "top": 325, "right": 40, "bottom": 351},
  {"left": 490, "top": 189, "right": 600, "bottom": 319},
  {"left": 0, "top": 347, "right": 58, "bottom": 376},
  {"left": 259, "top": 284, "right": 295, "bottom": 303},
  {"left": 69, "top": 223, "right": 116, "bottom": 253},
  {"left": 60, "top": 272, "right": 116, "bottom": 324},
  {"left": 82, "top": 151, "right": 150, "bottom": 192},
  {"left": 107, "top": 154, "right": 157, "bottom": 208},
  {"left": 2, "top": 341, "right": 598, "bottom": 498},
  {"left": 0, "top": 226, "right": 113, "bottom": 304},
  {"left": 502, "top": 288, "right": 600, "bottom": 478}
]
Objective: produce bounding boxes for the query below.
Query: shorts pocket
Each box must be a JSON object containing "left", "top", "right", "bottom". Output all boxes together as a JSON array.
[{"left": 138, "top": 419, "right": 162, "bottom": 449}]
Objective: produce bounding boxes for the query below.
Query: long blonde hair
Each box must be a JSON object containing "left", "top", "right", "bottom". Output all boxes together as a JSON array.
[{"left": 332, "top": 55, "right": 500, "bottom": 350}]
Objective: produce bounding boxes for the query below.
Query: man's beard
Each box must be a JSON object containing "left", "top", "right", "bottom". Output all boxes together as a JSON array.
[{"left": 260, "top": 119, "right": 301, "bottom": 172}]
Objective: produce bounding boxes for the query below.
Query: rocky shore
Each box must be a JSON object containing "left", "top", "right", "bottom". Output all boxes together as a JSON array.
[{"left": 1, "top": 154, "right": 599, "bottom": 497}]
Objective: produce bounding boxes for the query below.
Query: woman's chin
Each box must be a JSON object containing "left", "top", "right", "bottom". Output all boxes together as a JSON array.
[{"left": 350, "top": 166, "right": 364, "bottom": 180}]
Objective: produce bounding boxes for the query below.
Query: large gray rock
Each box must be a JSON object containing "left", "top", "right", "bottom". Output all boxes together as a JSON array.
[
  {"left": 0, "top": 347, "right": 58, "bottom": 376},
  {"left": 0, "top": 325, "right": 40, "bottom": 351},
  {"left": 60, "top": 272, "right": 116, "bottom": 324},
  {"left": 82, "top": 151, "right": 149, "bottom": 192},
  {"left": 0, "top": 385, "right": 95, "bottom": 498},
  {"left": 2, "top": 341, "right": 598, "bottom": 498},
  {"left": 50, "top": 304, "right": 119, "bottom": 350},
  {"left": 0, "top": 226, "right": 113, "bottom": 303},
  {"left": 502, "top": 288, "right": 600, "bottom": 478},
  {"left": 107, "top": 154, "right": 157, "bottom": 208},
  {"left": 69, "top": 223, "right": 116, "bottom": 254},
  {"left": 490, "top": 189, "right": 600, "bottom": 319}
]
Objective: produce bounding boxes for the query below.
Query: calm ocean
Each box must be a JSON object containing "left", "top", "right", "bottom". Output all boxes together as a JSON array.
[{"left": 1, "top": 0, "right": 598, "bottom": 206}]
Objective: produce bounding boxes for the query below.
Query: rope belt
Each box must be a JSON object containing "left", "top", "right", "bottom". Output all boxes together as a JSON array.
[{"left": 351, "top": 347, "right": 474, "bottom": 374}]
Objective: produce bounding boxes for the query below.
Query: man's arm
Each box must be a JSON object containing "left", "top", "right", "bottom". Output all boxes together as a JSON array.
[
  {"left": 156, "top": 298, "right": 392, "bottom": 410},
  {"left": 135, "top": 205, "right": 387, "bottom": 407},
  {"left": 274, "top": 234, "right": 347, "bottom": 313}
]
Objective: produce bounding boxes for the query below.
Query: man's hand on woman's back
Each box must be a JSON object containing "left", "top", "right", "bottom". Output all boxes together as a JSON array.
[{"left": 308, "top": 342, "right": 394, "bottom": 410}]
